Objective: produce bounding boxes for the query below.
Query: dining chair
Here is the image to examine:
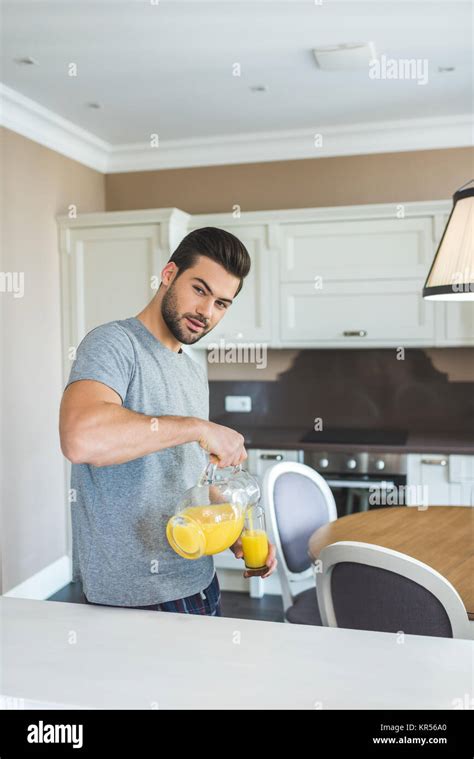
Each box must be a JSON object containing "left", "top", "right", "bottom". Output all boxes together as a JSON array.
[
  {"left": 262, "top": 461, "right": 338, "bottom": 625},
  {"left": 316, "top": 541, "right": 472, "bottom": 639}
]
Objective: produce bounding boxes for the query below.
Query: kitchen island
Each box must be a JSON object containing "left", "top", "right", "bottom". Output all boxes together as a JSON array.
[{"left": 1, "top": 597, "right": 472, "bottom": 710}]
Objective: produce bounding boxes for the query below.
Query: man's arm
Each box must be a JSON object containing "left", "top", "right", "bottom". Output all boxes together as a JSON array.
[{"left": 59, "top": 379, "right": 246, "bottom": 468}]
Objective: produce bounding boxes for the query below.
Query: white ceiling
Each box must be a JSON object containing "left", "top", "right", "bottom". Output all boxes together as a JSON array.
[{"left": 1, "top": 0, "right": 472, "bottom": 170}]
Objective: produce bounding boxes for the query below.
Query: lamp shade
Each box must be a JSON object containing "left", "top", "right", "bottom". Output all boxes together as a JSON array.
[{"left": 423, "top": 186, "right": 474, "bottom": 301}]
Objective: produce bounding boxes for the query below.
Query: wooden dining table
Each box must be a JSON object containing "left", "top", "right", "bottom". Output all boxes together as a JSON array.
[{"left": 308, "top": 506, "right": 474, "bottom": 620}]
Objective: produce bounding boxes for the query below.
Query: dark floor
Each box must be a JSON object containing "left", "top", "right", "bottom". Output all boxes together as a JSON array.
[{"left": 48, "top": 581, "right": 285, "bottom": 623}]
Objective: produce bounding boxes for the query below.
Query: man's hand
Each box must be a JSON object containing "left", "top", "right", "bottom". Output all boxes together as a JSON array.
[
  {"left": 229, "top": 537, "right": 278, "bottom": 579},
  {"left": 198, "top": 420, "right": 247, "bottom": 468}
]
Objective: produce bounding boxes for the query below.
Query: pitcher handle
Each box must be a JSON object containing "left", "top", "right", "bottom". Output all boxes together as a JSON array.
[{"left": 199, "top": 459, "right": 242, "bottom": 485}]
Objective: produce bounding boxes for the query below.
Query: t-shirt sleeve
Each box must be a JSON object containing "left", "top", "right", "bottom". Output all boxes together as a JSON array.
[{"left": 65, "top": 323, "right": 135, "bottom": 404}]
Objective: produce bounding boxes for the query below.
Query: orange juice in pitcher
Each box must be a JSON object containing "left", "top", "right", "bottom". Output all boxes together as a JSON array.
[
  {"left": 166, "top": 461, "right": 260, "bottom": 560},
  {"left": 167, "top": 503, "right": 244, "bottom": 558}
]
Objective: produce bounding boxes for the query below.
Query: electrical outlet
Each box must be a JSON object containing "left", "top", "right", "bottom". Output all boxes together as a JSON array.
[{"left": 225, "top": 395, "right": 252, "bottom": 413}]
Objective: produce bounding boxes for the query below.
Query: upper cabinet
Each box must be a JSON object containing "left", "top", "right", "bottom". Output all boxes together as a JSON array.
[
  {"left": 279, "top": 217, "right": 433, "bottom": 281},
  {"left": 57, "top": 208, "right": 190, "bottom": 382},
  {"left": 442, "top": 302, "right": 474, "bottom": 345},
  {"left": 430, "top": 213, "right": 474, "bottom": 347},
  {"left": 186, "top": 222, "right": 274, "bottom": 345},
  {"left": 192, "top": 201, "right": 467, "bottom": 349},
  {"left": 58, "top": 200, "right": 472, "bottom": 357},
  {"left": 277, "top": 214, "right": 436, "bottom": 347},
  {"left": 280, "top": 279, "right": 435, "bottom": 345}
]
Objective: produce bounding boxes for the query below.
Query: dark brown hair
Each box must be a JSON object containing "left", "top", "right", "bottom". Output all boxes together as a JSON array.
[{"left": 167, "top": 227, "right": 251, "bottom": 296}]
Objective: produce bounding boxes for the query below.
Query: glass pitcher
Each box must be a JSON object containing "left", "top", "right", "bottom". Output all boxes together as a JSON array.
[{"left": 166, "top": 460, "right": 261, "bottom": 559}]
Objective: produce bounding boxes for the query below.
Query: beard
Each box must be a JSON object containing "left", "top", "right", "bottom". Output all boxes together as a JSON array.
[{"left": 161, "top": 284, "right": 210, "bottom": 345}]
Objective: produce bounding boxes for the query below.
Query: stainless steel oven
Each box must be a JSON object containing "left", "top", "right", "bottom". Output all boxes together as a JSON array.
[
  {"left": 246, "top": 445, "right": 407, "bottom": 518},
  {"left": 304, "top": 450, "right": 408, "bottom": 517}
]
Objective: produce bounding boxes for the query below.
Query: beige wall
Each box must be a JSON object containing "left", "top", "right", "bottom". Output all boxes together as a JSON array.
[
  {"left": 106, "top": 147, "right": 474, "bottom": 214},
  {"left": 0, "top": 127, "right": 105, "bottom": 593}
]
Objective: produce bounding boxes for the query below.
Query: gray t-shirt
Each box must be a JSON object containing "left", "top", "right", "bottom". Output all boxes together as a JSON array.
[{"left": 65, "top": 316, "right": 215, "bottom": 606}]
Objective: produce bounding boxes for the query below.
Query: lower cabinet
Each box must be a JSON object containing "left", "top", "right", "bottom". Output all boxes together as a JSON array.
[{"left": 406, "top": 454, "right": 474, "bottom": 506}]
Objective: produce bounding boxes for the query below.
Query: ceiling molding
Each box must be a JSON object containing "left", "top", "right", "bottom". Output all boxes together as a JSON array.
[
  {"left": 107, "top": 116, "right": 474, "bottom": 173},
  {"left": 0, "top": 83, "right": 109, "bottom": 172},
  {"left": 1, "top": 84, "right": 472, "bottom": 175}
]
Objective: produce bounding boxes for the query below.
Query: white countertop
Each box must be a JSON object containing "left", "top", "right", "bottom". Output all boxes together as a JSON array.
[{"left": 1, "top": 597, "right": 472, "bottom": 710}]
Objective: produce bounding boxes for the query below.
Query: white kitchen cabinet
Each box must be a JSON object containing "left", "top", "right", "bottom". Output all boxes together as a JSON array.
[
  {"left": 279, "top": 217, "right": 434, "bottom": 282},
  {"left": 187, "top": 222, "right": 274, "bottom": 347},
  {"left": 431, "top": 212, "right": 474, "bottom": 347},
  {"left": 277, "top": 213, "right": 440, "bottom": 347},
  {"left": 58, "top": 200, "right": 471, "bottom": 360},
  {"left": 280, "top": 279, "right": 436, "bottom": 345},
  {"left": 406, "top": 454, "right": 473, "bottom": 506},
  {"left": 441, "top": 303, "right": 474, "bottom": 345},
  {"left": 57, "top": 208, "right": 190, "bottom": 383},
  {"left": 57, "top": 208, "right": 197, "bottom": 587},
  {"left": 246, "top": 448, "right": 304, "bottom": 480},
  {"left": 191, "top": 200, "right": 472, "bottom": 349}
]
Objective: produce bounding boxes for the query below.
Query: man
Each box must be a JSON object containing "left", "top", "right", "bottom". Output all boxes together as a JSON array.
[{"left": 59, "top": 226, "right": 277, "bottom": 616}]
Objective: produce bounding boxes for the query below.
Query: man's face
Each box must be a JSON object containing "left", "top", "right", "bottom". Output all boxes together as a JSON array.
[{"left": 161, "top": 255, "right": 240, "bottom": 345}]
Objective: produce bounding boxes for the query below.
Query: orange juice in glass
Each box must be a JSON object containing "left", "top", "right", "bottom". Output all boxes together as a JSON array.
[{"left": 241, "top": 505, "right": 269, "bottom": 573}]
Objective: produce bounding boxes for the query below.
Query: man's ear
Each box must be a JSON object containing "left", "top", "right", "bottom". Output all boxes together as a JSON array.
[{"left": 161, "top": 262, "right": 179, "bottom": 287}]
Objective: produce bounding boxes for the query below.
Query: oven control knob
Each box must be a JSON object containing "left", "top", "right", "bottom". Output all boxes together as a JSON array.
[
  {"left": 375, "top": 459, "right": 385, "bottom": 470},
  {"left": 319, "top": 457, "right": 329, "bottom": 469},
  {"left": 346, "top": 458, "right": 357, "bottom": 470}
]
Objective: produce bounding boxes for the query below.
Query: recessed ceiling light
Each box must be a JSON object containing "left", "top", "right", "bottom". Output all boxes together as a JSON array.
[
  {"left": 438, "top": 66, "right": 456, "bottom": 73},
  {"left": 249, "top": 85, "right": 268, "bottom": 93},
  {"left": 86, "top": 102, "right": 101, "bottom": 109},
  {"left": 313, "top": 42, "right": 376, "bottom": 71},
  {"left": 14, "top": 56, "right": 39, "bottom": 66}
]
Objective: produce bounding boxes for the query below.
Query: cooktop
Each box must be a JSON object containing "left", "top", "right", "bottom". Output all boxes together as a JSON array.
[{"left": 300, "top": 428, "right": 408, "bottom": 446}]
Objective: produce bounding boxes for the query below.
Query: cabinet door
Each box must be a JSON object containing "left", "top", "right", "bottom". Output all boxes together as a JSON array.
[
  {"left": 279, "top": 217, "right": 433, "bottom": 282},
  {"left": 246, "top": 449, "right": 303, "bottom": 480},
  {"left": 191, "top": 224, "right": 273, "bottom": 347},
  {"left": 443, "top": 302, "right": 474, "bottom": 345},
  {"left": 60, "top": 223, "right": 164, "bottom": 381},
  {"left": 448, "top": 456, "right": 474, "bottom": 506},
  {"left": 65, "top": 224, "right": 163, "bottom": 332},
  {"left": 280, "top": 279, "right": 435, "bottom": 345},
  {"left": 406, "top": 454, "right": 473, "bottom": 506},
  {"left": 432, "top": 212, "right": 474, "bottom": 347}
]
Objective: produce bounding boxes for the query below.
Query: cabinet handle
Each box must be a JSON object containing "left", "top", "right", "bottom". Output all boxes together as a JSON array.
[
  {"left": 421, "top": 458, "right": 448, "bottom": 466},
  {"left": 343, "top": 330, "right": 368, "bottom": 337},
  {"left": 259, "top": 454, "right": 283, "bottom": 460}
]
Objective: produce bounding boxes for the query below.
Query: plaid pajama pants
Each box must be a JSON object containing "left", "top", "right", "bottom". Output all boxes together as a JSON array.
[{"left": 84, "top": 572, "right": 222, "bottom": 616}]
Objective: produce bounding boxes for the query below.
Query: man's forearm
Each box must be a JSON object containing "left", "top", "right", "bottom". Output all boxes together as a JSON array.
[{"left": 71, "top": 403, "right": 205, "bottom": 467}]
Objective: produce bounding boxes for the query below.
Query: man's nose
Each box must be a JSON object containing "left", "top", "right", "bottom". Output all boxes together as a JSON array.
[{"left": 195, "top": 300, "right": 213, "bottom": 322}]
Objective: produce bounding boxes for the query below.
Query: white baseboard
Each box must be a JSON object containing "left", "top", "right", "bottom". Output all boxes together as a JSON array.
[{"left": 3, "top": 555, "right": 72, "bottom": 600}]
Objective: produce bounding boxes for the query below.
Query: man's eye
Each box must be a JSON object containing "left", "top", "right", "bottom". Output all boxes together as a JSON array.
[
  {"left": 193, "top": 286, "right": 205, "bottom": 295},
  {"left": 216, "top": 301, "right": 227, "bottom": 309}
]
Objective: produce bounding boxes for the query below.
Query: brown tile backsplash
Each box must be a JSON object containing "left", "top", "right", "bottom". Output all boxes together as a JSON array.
[{"left": 209, "top": 348, "right": 474, "bottom": 435}]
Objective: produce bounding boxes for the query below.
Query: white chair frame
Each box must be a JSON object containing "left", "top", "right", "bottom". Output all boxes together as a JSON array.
[
  {"left": 316, "top": 541, "right": 472, "bottom": 640},
  {"left": 263, "top": 461, "right": 338, "bottom": 616}
]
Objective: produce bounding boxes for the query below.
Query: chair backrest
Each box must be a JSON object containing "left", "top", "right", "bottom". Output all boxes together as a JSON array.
[
  {"left": 263, "top": 462, "right": 338, "bottom": 611},
  {"left": 316, "top": 541, "right": 471, "bottom": 640}
]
